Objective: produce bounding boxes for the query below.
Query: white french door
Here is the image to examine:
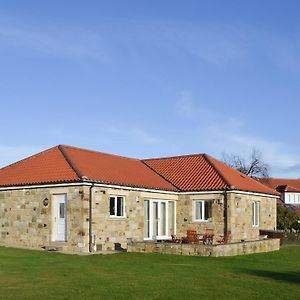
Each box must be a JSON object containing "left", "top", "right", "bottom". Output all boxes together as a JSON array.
[
  {"left": 52, "top": 194, "right": 67, "bottom": 241},
  {"left": 144, "top": 200, "right": 175, "bottom": 240}
]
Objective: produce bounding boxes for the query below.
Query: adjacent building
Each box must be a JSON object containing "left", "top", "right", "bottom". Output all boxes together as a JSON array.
[{"left": 259, "top": 178, "right": 300, "bottom": 217}]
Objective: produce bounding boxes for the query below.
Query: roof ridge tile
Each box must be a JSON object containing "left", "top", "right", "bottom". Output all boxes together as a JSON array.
[
  {"left": 142, "top": 153, "right": 206, "bottom": 161},
  {"left": 60, "top": 144, "right": 140, "bottom": 161},
  {"left": 141, "top": 160, "right": 180, "bottom": 191},
  {"left": 203, "top": 154, "right": 231, "bottom": 189},
  {"left": 58, "top": 145, "right": 84, "bottom": 179}
]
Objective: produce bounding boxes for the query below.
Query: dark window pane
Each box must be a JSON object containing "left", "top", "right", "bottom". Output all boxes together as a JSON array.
[
  {"left": 59, "top": 203, "right": 65, "bottom": 218},
  {"left": 110, "top": 197, "right": 115, "bottom": 216},
  {"left": 117, "top": 197, "right": 123, "bottom": 216},
  {"left": 204, "top": 201, "right": 212, "bottom": 220}
]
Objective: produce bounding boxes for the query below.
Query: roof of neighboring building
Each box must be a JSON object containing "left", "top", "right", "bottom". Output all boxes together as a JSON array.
[
  {"left": 0, "top": 145, "right": 279, "bottom": 195},
  {"left": 258, "top": 178, "right": 300, "bottom": 193},
  {"left": 143, "top": 154, "right": 279, "bottom": 195}
]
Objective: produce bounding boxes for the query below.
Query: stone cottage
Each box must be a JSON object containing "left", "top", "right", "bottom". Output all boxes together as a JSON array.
[{"left": 0, "top": 145, "right": 279, "bottom": 253}]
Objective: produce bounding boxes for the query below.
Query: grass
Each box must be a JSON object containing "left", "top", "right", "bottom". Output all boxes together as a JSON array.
[{"left": 0, "top": 245, "right": 299, "bottom": 300}]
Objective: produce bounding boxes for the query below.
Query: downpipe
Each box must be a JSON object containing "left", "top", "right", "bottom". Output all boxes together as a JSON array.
[{"left": 89, "top": 184, "right": 94, "bottom": 253}]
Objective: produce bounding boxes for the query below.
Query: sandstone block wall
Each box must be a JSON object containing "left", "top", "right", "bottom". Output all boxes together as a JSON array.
[
  {"left": 176, "top": 193, "right": 225, "bottom": 241},
  {"left": 227, "top": 192, "right": 277, "bottom": 242},
  {"left": 0, "top": 186, "right": 87, "bottom": 253},
  {"left": 88, "top": 186, "right": 178, "bottom": 251},
  {"left": 0, "top": 184, "right": 277, "bottom": 253}
]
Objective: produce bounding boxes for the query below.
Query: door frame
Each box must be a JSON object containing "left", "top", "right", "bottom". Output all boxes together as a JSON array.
[
  {"left": 51, "top": 194, "right": 67, "bottom": 242},
  {"left": 144, "top": 199, "right": 176, "bottom": 240}
]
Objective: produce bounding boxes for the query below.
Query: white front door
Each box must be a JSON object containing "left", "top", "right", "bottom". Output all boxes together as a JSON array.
[{"left": 52, "top": 194, "right": 67, "bottom": 241}]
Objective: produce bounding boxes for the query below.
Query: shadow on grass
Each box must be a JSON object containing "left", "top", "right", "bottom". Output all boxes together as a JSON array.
[{"left": 243, "top": 270, "right": 300, "bottom": 285}]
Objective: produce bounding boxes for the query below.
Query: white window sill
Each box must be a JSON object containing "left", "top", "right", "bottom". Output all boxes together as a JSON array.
[
  {"left": 109, "top": 216, "right": 127, "bottom": 220},
  {"left": 193, "top": 219, "right": 212, "bottom": 223}
]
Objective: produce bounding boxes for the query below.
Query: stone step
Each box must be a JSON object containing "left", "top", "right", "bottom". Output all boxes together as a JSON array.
[
  {"left": 42, "top": 245, "right": 62, "bottom": 251},
  {"left": 42, "top": 242, "right": 68, "bottom": 252}
]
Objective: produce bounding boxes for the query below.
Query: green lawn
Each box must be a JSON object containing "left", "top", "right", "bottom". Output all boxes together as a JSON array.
[{"left": 0, "top": 245, "right": 299, "bottom": 300}]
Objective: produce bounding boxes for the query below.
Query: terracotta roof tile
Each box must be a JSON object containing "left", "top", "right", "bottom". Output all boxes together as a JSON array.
[
  {"left": 143, "top": 154, "right": 228, "bottom": 191},
  {"left": 143, "top": 154, "right": 279, "bottom": 195},
  {"left": 0, "top": 146, "right": 79, "bottom": 186},
  {"left": 60, "top": 145, "right": 176, "bottom": 191},
  {"left": 0, "top": 145, "right": 279, "bottom": 195}
]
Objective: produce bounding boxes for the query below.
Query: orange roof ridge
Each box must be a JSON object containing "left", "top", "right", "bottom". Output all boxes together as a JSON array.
[
  {"left": 202, "top": 154, "right": 231, "bottom": 188},
  {"left": 58, "top": 145, "right": 85, "bottom": 179},
  {"left": 60, "top": 144, "right": 140, "bottom": 161},
  {"left": 0, "top": 145, "right": 59, "bottom": 172},
  {"left": 141, "top": 160, "right": 180, "bottom": 190},
  {"left": 142, "top": 153, "right": 206, "bottom": 161}
]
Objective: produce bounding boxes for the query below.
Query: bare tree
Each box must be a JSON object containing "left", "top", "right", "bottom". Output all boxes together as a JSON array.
[{"left": 222, "top": 148, "right": 270, "bottom": 178}]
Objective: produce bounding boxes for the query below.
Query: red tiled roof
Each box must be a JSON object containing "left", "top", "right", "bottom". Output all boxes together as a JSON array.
[
  {"left": 60, "top": 145, "right": 176, "bottom": 191},
  {"left": 143, "top": 154, "right": 279, "bottom": 195},
  {"left": 0, "top": 145, "right": 278, "bottom": 195},
  {"left": 258, "top": 178, "right": 300, "bottom": 193},
  {"left": 0, "top": 145, "right": 176, "bottom": 191},
  {"left": 0, "top": 146, "right": 79, "bottom": 186},
  {"left": 143, "top": 154, "right": 228, "bottom": 191}
]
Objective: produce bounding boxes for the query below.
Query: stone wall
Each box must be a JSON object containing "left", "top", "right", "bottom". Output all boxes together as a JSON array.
[
  {"left": 176, "top": 193, "right": 225, "bottom": 241},
  {"left": 127, "top": 238, "right": 280, "bottom": 257},
  {"left": 0, "top": 184, "right": 277, "bottom": 254},
  {"left": 227, "top": 192, "right": 277, "bottom": 243},
  {"left": 88, "top": 186, "right": 178, "bottom": 251},
  {"left": 0, "top": 186, "right": 87, "bottom": 253}
]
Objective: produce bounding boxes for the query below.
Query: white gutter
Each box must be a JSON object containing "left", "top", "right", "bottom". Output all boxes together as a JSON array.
[
  {"left": 0, "top": 182, "right": 178, "bottom": 195},
  {"left": 226, "top": 190, "right": 279, "bottom": 199},
  {"left": 0, "top": 181, "right": 278, "bottom": 198}
]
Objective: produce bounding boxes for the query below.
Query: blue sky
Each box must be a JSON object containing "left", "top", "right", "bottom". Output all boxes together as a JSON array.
[{"left": 0, "top": 0, "right": 300, "bottom": 177}]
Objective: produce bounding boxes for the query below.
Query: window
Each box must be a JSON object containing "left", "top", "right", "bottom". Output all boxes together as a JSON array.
[
  {"left": 252, "top": 201, "right": 260, "bottom": 227},
  {"left": 193, "top": 200, "right": 212, "bottom": 221},
  {"left": 109, "top": 196, "right": 125, "bottom": 218}
]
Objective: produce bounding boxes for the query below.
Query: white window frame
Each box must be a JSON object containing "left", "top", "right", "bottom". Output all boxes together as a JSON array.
[
  {"left": 109, "top": 195, "right": 126, "bottom": 218},
  {"left": 285, "top": 193, "right": 300, "bottom": 204},
  {"left": 193, "top": 200, "right": 212, "bottom": 222},
  {"left": 252, "top": 201, "right": 260, "bottom": 227},
  {"left": 144, "top": 199, "right": 176, "bottom": 241}
]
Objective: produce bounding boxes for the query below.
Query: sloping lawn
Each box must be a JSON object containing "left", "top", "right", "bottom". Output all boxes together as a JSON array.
[{"left": 0, "top": 245, "right": 299, "bottom": 300}]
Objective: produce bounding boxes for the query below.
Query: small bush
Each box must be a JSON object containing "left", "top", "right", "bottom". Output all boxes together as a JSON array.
[{"left": 277, "top": 205, "right": 299, "bottom": 232}]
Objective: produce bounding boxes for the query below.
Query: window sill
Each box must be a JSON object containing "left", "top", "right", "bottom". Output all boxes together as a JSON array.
[
  {"left": 193, "top": 219, "right": 212, "bottom": 223},
  {"left": 109, "top": 216, "right": 127, "bottom": 220}
]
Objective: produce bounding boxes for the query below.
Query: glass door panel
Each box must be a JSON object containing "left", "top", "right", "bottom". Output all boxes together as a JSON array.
[
  {"left": 153, "top": 202, "right": 159, "bottom": 238},
  {"left": 160, "top": 202, "right": 166, "bottom": 236}
]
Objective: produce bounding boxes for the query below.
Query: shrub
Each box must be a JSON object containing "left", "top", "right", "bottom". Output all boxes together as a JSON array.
[{"left": 277, "top": 205, "right": 299, "bottom": 231}]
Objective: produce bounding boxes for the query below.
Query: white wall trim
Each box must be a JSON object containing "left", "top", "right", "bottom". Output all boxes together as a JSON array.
[
  {"left": 0, "top": 181, "right": 278, "bottom": 198},
  {"left": 0, "top": 181, "right": 178, "bottom": 195},
  {"left": 179, "top": 191, "right": 224, "bottom": 195},
  {"left": 226, "top": 190, "right": 279, "bottom": 199}
]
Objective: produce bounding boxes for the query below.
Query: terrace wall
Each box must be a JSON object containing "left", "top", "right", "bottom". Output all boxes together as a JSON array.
[{"left": 127, "top": 238, "right": 280, "bottom": 257}]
